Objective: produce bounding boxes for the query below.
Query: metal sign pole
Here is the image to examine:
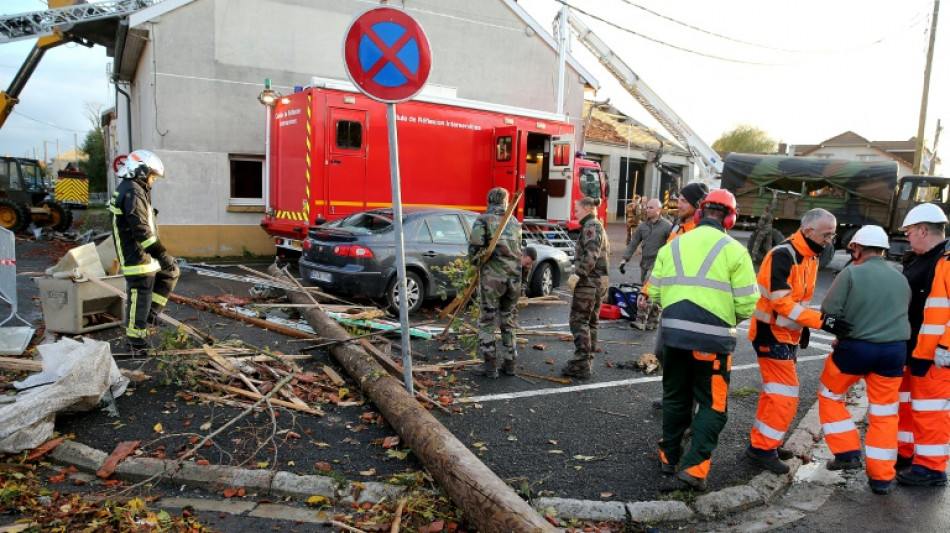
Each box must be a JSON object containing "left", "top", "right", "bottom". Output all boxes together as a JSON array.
[{"left": 386, "top": 103, "right": 414, "bottom": 394}]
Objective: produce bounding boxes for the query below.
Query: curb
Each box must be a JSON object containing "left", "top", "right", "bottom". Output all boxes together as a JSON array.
[{"left": 47, "top": 385, "right": 869, "bottom": 526}]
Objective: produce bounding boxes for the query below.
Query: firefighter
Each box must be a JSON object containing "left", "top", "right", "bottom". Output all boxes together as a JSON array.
[
  {"left": 817, "top": 225, "right": 910, "bottom": 495},
  {"left": 895, "top": 203, "right": 950, "bottom": 487},
  {"left": 468, "top": 187, "right": 522, "bottom": 378},
  {"left": 745, "top": 208, "right": 853, "bottom": 474},
  {"left": 562, "top": 197, "right": 609, "bottom": 379},
  {"left": 108, "top": 150, "right": 180, "bottom": 355},
  {"left": 647, "top": 189, "right": 758, "bottom": 491}
]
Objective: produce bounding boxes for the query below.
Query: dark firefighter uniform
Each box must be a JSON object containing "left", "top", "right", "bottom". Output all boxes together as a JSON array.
[{"left": 109, "top": 162, "right": 179, "bottom": 351}]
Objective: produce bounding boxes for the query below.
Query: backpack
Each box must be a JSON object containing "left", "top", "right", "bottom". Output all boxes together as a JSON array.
[{"left": 607, "top": 283, "right": 640, "bottom": 320}]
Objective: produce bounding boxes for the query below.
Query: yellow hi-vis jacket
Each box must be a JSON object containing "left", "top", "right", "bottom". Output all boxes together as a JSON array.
[{"left": 647, "top": 221, "right": 759, "bottom": 354}]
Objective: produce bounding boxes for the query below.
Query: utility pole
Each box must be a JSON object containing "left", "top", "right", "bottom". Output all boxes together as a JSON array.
[
  {"left": 930, "top": 118, "right": 943, "bottom": 175},
  {"left": 914, "top": 0, "right": 940, "bottom": 174},
  {"left": 555, "top": 3, "right": 568, "bottom": 115}
]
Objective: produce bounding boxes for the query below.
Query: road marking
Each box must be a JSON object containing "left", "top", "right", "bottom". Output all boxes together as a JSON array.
[{"left": 460, "top": 353, "right": 829, "bottom": 404}]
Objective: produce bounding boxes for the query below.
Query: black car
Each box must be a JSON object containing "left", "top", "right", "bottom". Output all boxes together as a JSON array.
[{"left": 298, "top": 207, "right": 573, "bottom": 313}]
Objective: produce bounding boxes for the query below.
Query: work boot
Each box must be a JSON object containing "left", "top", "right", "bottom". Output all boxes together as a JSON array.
[
  {"left": 651, "top": 397, "right": 663, "bottom": 410},
  {"left": 895, "top": 455, "right": 914, "bottom": 471},
  {"left": 897, "top": 465, "right": 948, "bottom": 486},
  {"left": 827, "top": 456, "right": 863, "bottom": 471},
  {"left": 502, "top": 358, "right": 517, "bottom": 376},
  {"left": 777, "top": 447, "right": 794, "bottom": 460},
  {"left": 127, "top": 341, "right": 150, "bottom": 357},
  {"left": 868, "top": 479, "right": 893, "bottom": 495},
  {"left": 474, "top": 359, "right": 498, "bottom": 379},
  {"left": 561, "top": 359, "right": 592, "bottom": 379},
  {"left": 745, "top": 447, "right": 791, "bottom": 474},
  {"left": 659, "top": 457, "right": 676, "bottom": 476},
  {"left": 675, "top": 470, "right": 707, "bottom": 491},
  {"left": 631, "top": 321, "right": 646, "bottom": 330}
]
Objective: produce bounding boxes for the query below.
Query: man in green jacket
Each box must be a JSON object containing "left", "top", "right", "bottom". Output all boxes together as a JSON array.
[{"left": 647, "top": 189, "right": 758, "bottom": 491}]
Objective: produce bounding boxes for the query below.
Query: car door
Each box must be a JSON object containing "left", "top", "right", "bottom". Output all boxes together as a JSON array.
[{"left": 412, "top": 212, "right": 469, "bottom": 298}]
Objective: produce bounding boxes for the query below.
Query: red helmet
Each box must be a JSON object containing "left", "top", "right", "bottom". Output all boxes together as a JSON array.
[{"left": 694, "top": 189, "right": 738, "bottom": 229}]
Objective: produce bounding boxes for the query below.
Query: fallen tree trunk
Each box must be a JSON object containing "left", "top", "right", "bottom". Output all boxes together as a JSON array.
[
  {"left": 170, "top": 294, "right": 318, "bottom": 340},
  {"left": 268, "top": 266, "right": 553, "bottom": 533}
]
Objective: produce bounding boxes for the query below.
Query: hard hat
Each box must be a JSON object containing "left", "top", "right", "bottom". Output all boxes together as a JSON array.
[
  {"left": 695, "top": 189, "right": 738, "bottom": 229},
  {"left": 900, "top": 203, "right": 948, "bottom": 229},
  {"left": 850, "top": 225, "right": 889, "bottom": 249},
  {"left": 119, "top": 150, "right": 165, "bottom": 180}
]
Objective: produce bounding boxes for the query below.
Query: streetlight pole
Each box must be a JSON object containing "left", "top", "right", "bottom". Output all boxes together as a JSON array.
[{"left": 258, "top": 79, "right": 280, "bottom": 215}]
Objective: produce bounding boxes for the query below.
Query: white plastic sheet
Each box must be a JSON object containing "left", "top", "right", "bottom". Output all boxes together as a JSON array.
[{"left": 0, "top": 338, "right": 129, "bottom": 453}]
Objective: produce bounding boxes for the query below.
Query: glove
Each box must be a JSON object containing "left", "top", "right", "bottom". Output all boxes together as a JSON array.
[
  {"left": 799, "top": 327, "right": 810, "bottom": 349},
  {"left": 820, "top": 314, "right": 853, "bottom": 338},
  {"left": 566, "top": 274, "right": 579, "bottom": 291},
  {"left": 158, "top": 252, "right": 176, "bottom": 271},
  {"left": 935, "top": 347, "right": 950, "bottom": 368},
  {"left": 618, "top": 261, "right": 627, "bottom": 275}
]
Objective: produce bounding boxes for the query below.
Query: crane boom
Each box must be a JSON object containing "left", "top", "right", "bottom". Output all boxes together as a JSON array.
[{"left": 566, "top": 11, "right": 723, "bottom": 182}]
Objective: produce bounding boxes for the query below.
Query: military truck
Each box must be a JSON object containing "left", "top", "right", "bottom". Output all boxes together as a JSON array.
[
  {"left": 0, "top": 156, "right": 73, "bottom": 233},
  {"left": 721, "top": 153, "right": 950, "bottom": 260}
]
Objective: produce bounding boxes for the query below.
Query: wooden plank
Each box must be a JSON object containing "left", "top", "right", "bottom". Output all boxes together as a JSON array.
[
  {"left": 171, "top": 294, "right": 319, "bottom": 340},
  {"left": 202, "top": 344, "right": 238, "bottom": 374},
  {"left": 197, "top": 380, "right": 323, "bottom": 416},
  {"left": 96, "top": 440, "right": 141, "bottom": 479},
  {"left": 25, "top": 437, "right": 65, "bottom": 461},
  {"left": 519, "top": 372, "right": 572, "bottom": 384},
  {"left": 0, "top": 356, "right": 42, "bottom": 372},
  {"left": 358, "top": 339, "right": 425, "bottom": 391},
  {"left": 322, "top": 365, "right": 345, "bottom": 386}
]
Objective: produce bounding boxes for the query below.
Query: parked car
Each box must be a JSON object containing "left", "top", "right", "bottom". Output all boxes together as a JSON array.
[{"left": 298, "top": 207, "right": 573, "bottom": 313}]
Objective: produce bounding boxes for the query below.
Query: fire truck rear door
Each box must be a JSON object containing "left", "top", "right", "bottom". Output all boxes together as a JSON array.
[
  {"left": 327, "top": 107, "right": 367, "bottom": 218},
  {"left": 546, "top": 137, "right": 574, "bottom": 221}
]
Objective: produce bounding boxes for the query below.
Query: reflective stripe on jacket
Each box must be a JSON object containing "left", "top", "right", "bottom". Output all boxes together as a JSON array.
[
  {"left": 914, "top": 251, "right": 950, "bottom": 360},
  {"left": 109, "top": 178, "right": 160, "bottom": 276},
  {"left": 748, "top": 231, "right": 823, "bottom": 345},
  {"left": 647, "top": 221, "right": 759, "bottom": 354}
]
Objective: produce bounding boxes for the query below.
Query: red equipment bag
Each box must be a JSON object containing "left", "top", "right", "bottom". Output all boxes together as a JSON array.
[{"left": 599, "top": 304, "right": 622, "bottom": 320}]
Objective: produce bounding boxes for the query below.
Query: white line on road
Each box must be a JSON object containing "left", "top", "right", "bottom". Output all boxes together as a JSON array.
[{"left": 460, "top": 353, "right": 829, "bottom": 404}]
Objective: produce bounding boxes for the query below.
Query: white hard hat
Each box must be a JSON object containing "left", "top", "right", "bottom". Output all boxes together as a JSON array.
[
  {"left": 901, "top": 203, "right": 948, "bottom": 230},
  {"left": 118, "top": 150, "right": 165, "bottom": 180},
  {"left": 850, "top": 225, "right": 889, "bottom": 249}
]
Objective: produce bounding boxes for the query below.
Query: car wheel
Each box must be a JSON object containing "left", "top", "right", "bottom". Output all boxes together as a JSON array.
[
  {"left": 386, "top": 271, "right": 425, "bottom": 314},
  {"left": 529, "top": 262, "right": 555, "bottom": 297}
]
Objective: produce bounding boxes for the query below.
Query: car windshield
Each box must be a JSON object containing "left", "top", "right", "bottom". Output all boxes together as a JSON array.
[{"left": 330, "top": 212, "right": 393, "bottom": 234}]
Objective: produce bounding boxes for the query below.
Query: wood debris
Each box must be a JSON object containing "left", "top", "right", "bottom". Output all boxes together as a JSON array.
[{"left": 617, "top": 352, "right": 661, "bottom": 374}]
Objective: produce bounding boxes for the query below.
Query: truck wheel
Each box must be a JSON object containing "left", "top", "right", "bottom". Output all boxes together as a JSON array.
[
  {"left": 528, "top": 262, "right": 555, "bottom": 297},
  {"left": 43, "top": 201, "right": 73, "bottom": 232},
  {"left": 0, "top": 199, "right": 26, "bottom": 233},
  {"left": 818, "top": 242, "right": 836, "bottom": 269},
  {"left": 385, "top": 271, "right": 424, "bottom": 314},
  {"left": 771, "top": 228, "right": 785, "bottom": 246},
  {"left": 839, "top": 228, "right": 858, "bottom": 250}
]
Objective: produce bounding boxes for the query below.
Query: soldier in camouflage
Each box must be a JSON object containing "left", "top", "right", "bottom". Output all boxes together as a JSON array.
[
  {"left": 469, "top": 187, "right": 523, "bottom": 378},
  {"left": 521, "top": 246, "right": 537, "bottom": 296},
  {"left": 750, "top": 190, "right": 779, "bottom": 262},
  {"left": 562, "top": 197, "right": 610, "bottom": 379},
  {"left": 625, "top": 195, "right": 642, "bottom": 245}
]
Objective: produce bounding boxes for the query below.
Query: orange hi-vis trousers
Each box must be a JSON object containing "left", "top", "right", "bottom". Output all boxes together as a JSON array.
[
  {"left": 897, "top": 361, "right": 950, "bottom": 473},
  {"left": 817, "top": 339, "right": 904, "bottom": 483},
  {"left": 750, "top": 342, "right": 799, "bottom": 452}
]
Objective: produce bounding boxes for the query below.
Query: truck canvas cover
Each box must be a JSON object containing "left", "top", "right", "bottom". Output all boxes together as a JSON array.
[{"left": 722, "top": 154, "right": 899, "bottom": 227}]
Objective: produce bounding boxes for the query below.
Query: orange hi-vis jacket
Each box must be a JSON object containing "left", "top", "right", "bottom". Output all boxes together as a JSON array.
[
  {"left": 748, "top": 231, "right": 824, "bottom": 345},
  {"left": 668, "top": 219, "right": 696, "bottom": 243},
  {"left": 914, "top": 248, "right": 950, "bottom": 360}
]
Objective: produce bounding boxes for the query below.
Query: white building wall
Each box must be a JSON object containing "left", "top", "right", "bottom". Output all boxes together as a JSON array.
[{"left": 805, "top": 145, "right": 914, "bottom": 178}]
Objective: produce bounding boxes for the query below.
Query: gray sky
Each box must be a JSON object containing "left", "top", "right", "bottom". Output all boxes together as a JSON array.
[{"left": 1, "top": 0, "right": 947, "bottom": 171}]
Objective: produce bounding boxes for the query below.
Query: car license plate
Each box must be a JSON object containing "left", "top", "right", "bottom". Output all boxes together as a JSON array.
[{"left": 310, "top": 271, "right": 332, "bottom": 283}]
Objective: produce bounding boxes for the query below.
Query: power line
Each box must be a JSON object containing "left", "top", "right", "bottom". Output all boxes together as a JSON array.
[{"left": 12, "top": 109, "right": 86, "bottom": 133}]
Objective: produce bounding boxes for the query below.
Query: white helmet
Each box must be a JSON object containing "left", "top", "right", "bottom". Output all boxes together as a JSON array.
[
  {"left": 850, "top": 225, "right": 889, "bottom": 249},
  {"left": 901, "top": 203, "right": 948, "bottom": 230},
  {"left": 119, "top": 150, "right": 165, "bottom": 180}
]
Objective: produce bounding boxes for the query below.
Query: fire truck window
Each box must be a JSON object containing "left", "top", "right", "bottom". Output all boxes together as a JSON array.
[
  {"left": 228, "top": 156, "right": 264, "bottom": 205},
  {"left": 496, "top": 137, "right": 512, "bottom": 162},
  {"left": 425, "top": 214, "right": 467, "bottom": 244},
  {"left": 580, "top": 168, "right": 600, "bottom": 198},
  {"left": 336, "top": 120, "right": 363, "bottom": 150}
]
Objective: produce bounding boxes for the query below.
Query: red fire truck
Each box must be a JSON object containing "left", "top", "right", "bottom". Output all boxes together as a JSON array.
[{"left": 259, "top": 79, "right": 608, "bottom": 253}]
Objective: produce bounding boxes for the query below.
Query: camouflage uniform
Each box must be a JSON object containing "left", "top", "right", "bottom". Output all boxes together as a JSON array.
[
  {"left": 563, "top": 214, "right": 610, "bottom": 378},
  {"left": 750, "top": 194, "right": 779, "bottom": 261},
  {"left": 469, "top": 203, "right": 522, "bottom": 375},
  {"left": 625, "top": 198, "right": 641, "bottom": 245}
]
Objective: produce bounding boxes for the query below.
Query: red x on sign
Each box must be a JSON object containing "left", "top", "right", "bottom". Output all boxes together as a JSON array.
[{"left": 343, "top": 7, "right": 431, "bottom": 103}]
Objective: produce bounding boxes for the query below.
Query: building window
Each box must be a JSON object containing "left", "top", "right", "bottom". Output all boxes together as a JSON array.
[
  {"left": 857, "top": 154, "right": 877, "bottom": 161},
  {"left": 813, "top": 153, "right": 833, "bottom": 159},
  {"left": 229, "top": 155, "right": 263, "bottom": 206},
  {"left": 336, "top": 120, "right": 362, "bottom": 150}
]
